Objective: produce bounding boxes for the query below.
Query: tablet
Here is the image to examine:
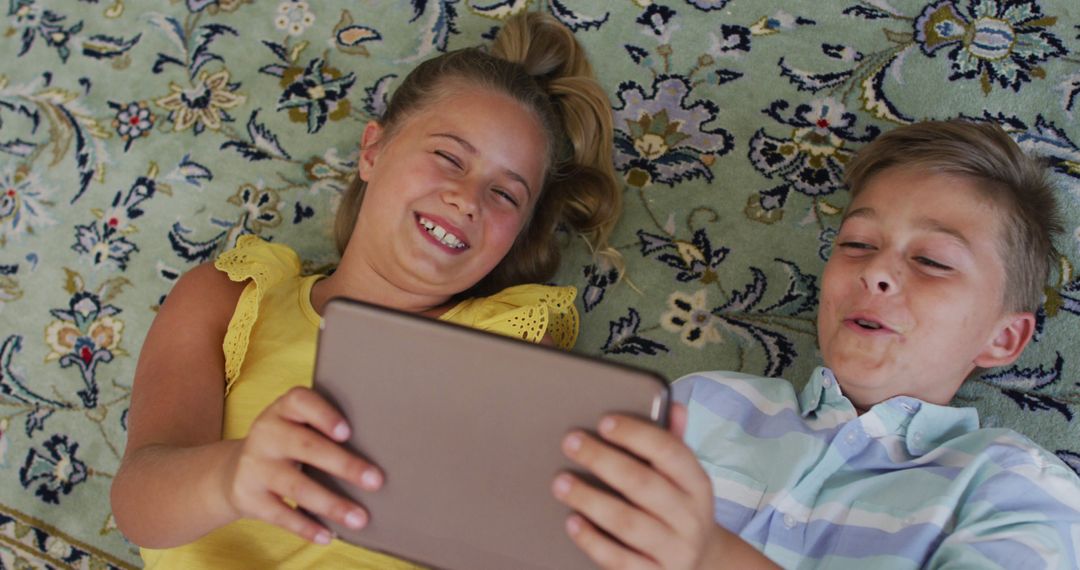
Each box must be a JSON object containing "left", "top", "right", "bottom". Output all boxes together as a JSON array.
[{"left": 307, "top": 297, "right": 669, "bottom": 570}]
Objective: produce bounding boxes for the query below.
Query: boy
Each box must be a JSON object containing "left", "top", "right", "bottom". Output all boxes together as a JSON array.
[{"left": 551, "top": 120, "right": 1080, "bottom": 569}]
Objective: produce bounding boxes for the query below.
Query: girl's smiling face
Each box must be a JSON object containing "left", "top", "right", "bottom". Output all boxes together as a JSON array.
[
  {"left": 817, "top": 167, "right": 1032, "bottom": 410},
  {"left": 348, "top": 85, "right": 548, "bottom": 300}
]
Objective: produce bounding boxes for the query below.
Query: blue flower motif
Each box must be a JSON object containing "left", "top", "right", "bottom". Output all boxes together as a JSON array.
[
  {"left": 9, "top": 0, "right": 83, "bottom": 62},
  {"left": 278, "top": 58, "right": 357, "bottom": 134},
  {"left": 638, "top": 227, "right": 729, "bottom": 283},
  {"left": 71, "top": 176, "right": 156, "bottom": 270},
  {"left": 581, "top": 262, "right": 620, "bottom": 313},
  {"left": 637, "top": 4, "right": 679, "bottom": 43},
  {"left": 613, "top": 75, "right": 733, "bottom": 187},
  {"left": 914, "top": 0, "right": 1067, "bottom": 93},
  {"left": 19, "top": 434, "right": 88, "bottom": 504},
  {"left": 748, "top": 97, "right": 879, "bottom": 218},
  {"left": 602, "top": 308, "right": 669, "bottom": 356},
  {"left": 818, "top": 227, "right": 838, "bottom": 261}
]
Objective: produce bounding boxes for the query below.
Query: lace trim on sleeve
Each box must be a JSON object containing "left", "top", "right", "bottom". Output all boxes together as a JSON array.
[
  {"left": 213, "top": 235, "right": 299, "bottom": 394},
  {"left": 477, "top": 285, "right": 579, "bottom": 349}
]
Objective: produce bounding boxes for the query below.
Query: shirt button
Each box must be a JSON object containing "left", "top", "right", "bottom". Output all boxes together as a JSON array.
[
  {"left": 783, "top": 514, "right": 796, "bottom": 529},
  {"left": 913, "top": 432, "right": 924, "bottom": 443},
  {"left": 845, "top": 432, "right": 857, "bottom": 444},
  {"left": 901, "top": 403, "right": 915, "bottom": 413}
]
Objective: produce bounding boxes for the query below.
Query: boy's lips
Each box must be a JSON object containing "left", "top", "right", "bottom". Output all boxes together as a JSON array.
[
  {"left": 842, "top": 312, "right": 898, "bottom": 335},
  {"left": 415, "top": 213, "right": 470, "bottom": 254}
]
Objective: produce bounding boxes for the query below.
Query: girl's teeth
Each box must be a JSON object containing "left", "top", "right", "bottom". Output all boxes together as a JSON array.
[{"left": 418, "top": 217, "right": 466, "bottom": 249}]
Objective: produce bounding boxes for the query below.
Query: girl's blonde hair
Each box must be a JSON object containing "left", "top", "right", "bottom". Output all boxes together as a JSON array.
[{"left": 334, "top": 12, "right": 621, "bottom": 297}]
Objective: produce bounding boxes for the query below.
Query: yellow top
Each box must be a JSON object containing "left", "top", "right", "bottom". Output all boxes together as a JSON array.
[{"left": 141, "top": 235, "right": 579, "bottom": 569}]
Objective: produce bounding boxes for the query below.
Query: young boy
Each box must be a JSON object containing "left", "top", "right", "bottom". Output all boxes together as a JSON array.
[{"left": 551, "top": 120, "right": 1080, "bottom": 569}]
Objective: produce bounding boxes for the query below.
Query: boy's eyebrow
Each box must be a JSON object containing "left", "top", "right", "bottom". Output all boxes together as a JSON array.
[
  {"left": 432, "top": 132, "right": 533, "bottom": 199},
  {"left": 843, "top": 207, "right": 973, "bottom": 248},
  {"left": 915, "top": 218, "right": 972, "bottom": 249},
  {"left": 842, "top": 206, "right": 875, "bottom": 222}
]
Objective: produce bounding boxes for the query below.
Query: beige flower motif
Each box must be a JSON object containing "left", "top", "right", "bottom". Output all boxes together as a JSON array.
[
  {"left": 44, "top": 317, "right": 123, "bottom": 362},
  {"left": 155, "top": 69, "right": 246, "bottom": 133},
  {"left": 228, "top": 184, "right": 282, "bottom": 233},
  {"left": 660, "top": 289, "right": 722, "bottom": 349},
  {"left": 275, "top": 1, "right": 315, "bottom": 36}
]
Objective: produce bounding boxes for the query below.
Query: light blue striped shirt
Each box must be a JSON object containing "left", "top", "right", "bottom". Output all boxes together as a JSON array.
[{"left": 673, "top": 367, "right": 1080, "bottom": 569}]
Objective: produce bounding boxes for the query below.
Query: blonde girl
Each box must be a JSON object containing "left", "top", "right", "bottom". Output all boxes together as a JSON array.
[{"left": 111, "top": 12, "right": 619, "bottom": 569}]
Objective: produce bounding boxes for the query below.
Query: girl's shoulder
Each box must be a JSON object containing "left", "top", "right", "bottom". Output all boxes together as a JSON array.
[
  {"left": 443, "top": 284, "right": 579, "bottom": 349},
  {"left": 214, "top": 234, "right": 303, "bottom": 287}
]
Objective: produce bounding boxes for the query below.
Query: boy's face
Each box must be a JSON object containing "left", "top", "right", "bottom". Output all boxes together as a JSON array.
[{"left": 817, "top": 167, "right": 1031, "bottom": 410}]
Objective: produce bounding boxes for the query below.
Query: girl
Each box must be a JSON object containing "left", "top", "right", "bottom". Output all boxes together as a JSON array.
[{"left": 110, "top": 12, "right": 619, "bottom": 569}]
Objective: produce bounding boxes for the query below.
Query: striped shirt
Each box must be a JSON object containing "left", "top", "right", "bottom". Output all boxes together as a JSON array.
[{"left": 673, "top": 367, "right": 1080, "bottom": 569}]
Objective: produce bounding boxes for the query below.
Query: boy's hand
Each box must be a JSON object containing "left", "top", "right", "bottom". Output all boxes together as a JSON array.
[
  {"left": 551, "top": 404, "right": 725, "bottom": 569},
  {"left": 221, "top": 387, "right": 381, "bottom": 544}
]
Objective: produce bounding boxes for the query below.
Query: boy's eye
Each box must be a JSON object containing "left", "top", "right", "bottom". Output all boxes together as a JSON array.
[
  {"left": 914, "top": 256, "right": 952, "bottom": 271},
  {"left": 837, "top": 241, "right": 874, "bottom": 251},
  {"left": 435, "top": 151, "right": 462, "bottom": 169}
]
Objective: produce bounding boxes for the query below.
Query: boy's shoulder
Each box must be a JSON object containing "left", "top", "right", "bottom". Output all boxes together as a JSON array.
[
  {"left": 672, "top": 369, "right": 803, "bottom": 412},
  {"left": 951, "top": 424, "right": 1080, "bottom": 480}
]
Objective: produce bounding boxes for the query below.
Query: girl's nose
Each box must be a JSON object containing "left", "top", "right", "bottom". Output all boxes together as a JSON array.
[{"left": 442, "top": 184, "right": 480, "bottom": 221}]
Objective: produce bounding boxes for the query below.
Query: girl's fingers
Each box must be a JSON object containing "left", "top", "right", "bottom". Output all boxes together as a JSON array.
[
  {"left": 251, "top": 489, "right": 336, "bottom": 544},
  {"left": 266, "top": 464, "right": 369, "bottom": 533},
  {"left": 561, "top": 428, "right": 704, "bottom": 540},
  {"left": 253, "top": 388, "right": 383, "bottom": 492},
  {"left": 273, "top": 424, "right": 383, "bottom": 492},
  {"left": 563, "top": 513, "right": 658, "bottom": 570},
  {"left": 552, "top": 472, "right": 670, "bottom": 559},
  {"left": 273, "top": 387, "right": 352, "bottom": 443}
]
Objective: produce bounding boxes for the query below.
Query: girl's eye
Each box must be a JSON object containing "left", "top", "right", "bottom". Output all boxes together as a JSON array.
[
  {"left": 492, "top": 188, "right": 519, "bottom": 207},
  {"left": 915, "top": 256, "right": 952, "bottom": 271},
  {"left": 837, "top": 241, "right": 874, "bottom": 250},
  {"left": 435, "top": 151, "right": 462, "bottom": 169}
]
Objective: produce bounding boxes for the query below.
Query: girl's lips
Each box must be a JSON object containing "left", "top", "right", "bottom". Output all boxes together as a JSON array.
[{"left": 415, "top": 213, "right": 470, "bottom": 255}]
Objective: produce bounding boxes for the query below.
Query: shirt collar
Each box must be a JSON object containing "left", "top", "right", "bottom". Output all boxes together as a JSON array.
[
  {"left": 798, "top": 367, "right": 853, "bottom": 417},
  {"left": 799, "top": 367, "right": 981, "bottom": 456}
]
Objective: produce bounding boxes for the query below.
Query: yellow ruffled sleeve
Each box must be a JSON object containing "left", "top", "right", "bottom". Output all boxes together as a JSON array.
[
  {"left": 213, "top": 235, "right": 303, "bottom": 393},
  {"left": 441, "top": 284, "right": 579, "bottom": 350}
]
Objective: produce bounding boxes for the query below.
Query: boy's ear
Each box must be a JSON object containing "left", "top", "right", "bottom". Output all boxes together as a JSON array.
[
  {"left": 357, "top": 121, "right": 384, "bottom": 182},
  {"left": 973, "top": 311, "right": 1036, "bottom": 369}
]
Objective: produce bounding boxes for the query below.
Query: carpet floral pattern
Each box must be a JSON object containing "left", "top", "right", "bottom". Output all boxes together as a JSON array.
[{"left": 1, "top": 1, "right": 1078, "bottom": 567}]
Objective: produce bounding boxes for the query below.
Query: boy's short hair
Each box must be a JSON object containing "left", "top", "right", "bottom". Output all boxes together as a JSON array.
[{"left": 844, "top": 119, "right": 1063, "bottom": 313}]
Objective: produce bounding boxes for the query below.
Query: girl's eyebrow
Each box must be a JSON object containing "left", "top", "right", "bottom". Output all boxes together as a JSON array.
[{"left": 431, "top": 132, "right": 533, "bottom": 199}]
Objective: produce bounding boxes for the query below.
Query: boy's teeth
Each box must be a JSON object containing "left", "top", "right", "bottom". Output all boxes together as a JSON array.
[
  {"left": 418, "top": 216, "right": 466, "bottom": 249},
  {"left": 856, "top": 319, "right": 881, "bottom": 330}
]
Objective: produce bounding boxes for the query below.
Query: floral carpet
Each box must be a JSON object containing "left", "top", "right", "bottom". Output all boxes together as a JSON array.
[{"left": 1, "top": 1, "right": 1078, "bottom": 567}]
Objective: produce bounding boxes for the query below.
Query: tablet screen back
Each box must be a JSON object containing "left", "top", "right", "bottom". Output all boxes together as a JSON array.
[{"left": 308, "top": 298, "right": 669, "bottom": 570}]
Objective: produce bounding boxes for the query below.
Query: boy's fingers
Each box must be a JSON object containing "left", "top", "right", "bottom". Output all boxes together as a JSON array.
[
  {"left": 563, "top": 514, "right": 658, "bottom": 570},
  {"left": 668, "top": 403, "right": 689, "bottom": 439},
  {"left": 552, "top": 472, "right": 669, "bottom": 558},
  {"left": 595, "top": 415, "right": 711, "bottom": 503},
  {"left": 273, "top": 387, "right": 352, "bottom": 443},
  {"left": 267, "top": 467, "right": 369, "bottom": 532},
  {"left": 561, "top": 429, "right": 703, "bottom": 538}
]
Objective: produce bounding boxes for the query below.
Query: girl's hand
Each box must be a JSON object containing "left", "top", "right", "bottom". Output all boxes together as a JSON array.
[
  {"left": 552, "top": 404, "right": 771, "bottom": 569},
  {"left": 222, "top": 386, "right": 382, "bottom": 544}
]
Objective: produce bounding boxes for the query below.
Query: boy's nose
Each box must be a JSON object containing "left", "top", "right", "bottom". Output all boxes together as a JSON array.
[{"left": 860, "top": 260, "right": 900, "bottom": 295}]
